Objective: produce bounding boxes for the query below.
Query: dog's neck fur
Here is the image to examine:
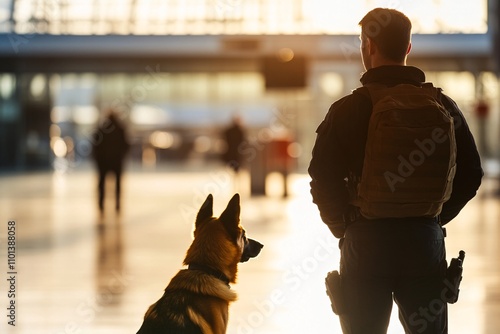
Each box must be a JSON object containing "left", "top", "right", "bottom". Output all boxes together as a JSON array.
[{"left": 188, "top": 263, "right": 231, "bottom": 286}]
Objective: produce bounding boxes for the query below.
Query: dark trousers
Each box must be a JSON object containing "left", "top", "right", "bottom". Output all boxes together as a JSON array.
[
  {"left": 97, "top": 165, "right": 122, "bottom": 212},
  {"left": 339, "top": 219, "right": 448, "bottom": 334}
]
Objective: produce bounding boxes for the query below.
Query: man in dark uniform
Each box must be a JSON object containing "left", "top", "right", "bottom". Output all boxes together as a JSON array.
[{"left": 308, "top": 8, "right": 483, "bottom": 334}]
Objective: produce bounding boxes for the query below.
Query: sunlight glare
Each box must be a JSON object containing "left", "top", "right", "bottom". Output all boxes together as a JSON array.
[
  {"left": 301, "top": 0, "right": 486, "bottom": 34},
  {"left": 6, "top": 0, "right": 487, "bottom": 35}
]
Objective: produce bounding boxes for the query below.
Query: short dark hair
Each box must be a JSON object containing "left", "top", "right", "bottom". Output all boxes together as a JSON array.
[{"left": 359, "top": 8, "right": 412, "bottom": 62}]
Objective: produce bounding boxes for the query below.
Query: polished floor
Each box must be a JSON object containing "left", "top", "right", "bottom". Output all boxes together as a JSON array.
[{"left": 0, "top": 162, "right": 499, "bottom": 334}]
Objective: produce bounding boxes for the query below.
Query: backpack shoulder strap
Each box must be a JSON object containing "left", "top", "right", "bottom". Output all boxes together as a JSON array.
[
  {"left": 352, "top": 86, "right": 370, "bottom": 99},
  {"left": 422, "top": 82, "right": 445, "bottom": 101},
  {"left": 353, "top": 83, "right": 389, "bottom": 104},
  {"left": 353, "top": 82, "right": 444, "bottom": 107},
  {"left": 370, "top": 82, "right": 444, "bottom": 102},
  {"left": 352, "top": 85, "right": 380, "bottom": 103}
]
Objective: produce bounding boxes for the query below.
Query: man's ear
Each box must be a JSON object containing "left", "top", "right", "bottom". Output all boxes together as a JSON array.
[
  {"left": 367, "top": 37, "right": 377, "bottom": 55},
  {"left": 196, "top": 194, "right": 213, "bottom": 227},
  {"left": 219, "top": 194, "right": 241, "bottom": 238},
  {"left": 406, "top": 42, "right": 412, "bottom": 55}
]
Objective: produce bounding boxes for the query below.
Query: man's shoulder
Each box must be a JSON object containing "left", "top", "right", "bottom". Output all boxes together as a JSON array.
[{"left": 326, "top": 90, "right": 371, "bottom": 121}]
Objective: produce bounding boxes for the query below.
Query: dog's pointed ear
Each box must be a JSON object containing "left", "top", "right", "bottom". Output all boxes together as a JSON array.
[
  {"left": 219, "top": 194, "right": 240, "bottom": 236},
  {"left": 196, "top": 194, "right": 213, "bottom": 227}
]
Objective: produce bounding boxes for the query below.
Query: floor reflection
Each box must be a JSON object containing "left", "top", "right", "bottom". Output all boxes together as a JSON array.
[
  {"left": 96, "top": 216, "right": 125, "bottom": 307},
  {"left": 0, "top": 165, "right": 499, "bottom": 334}
]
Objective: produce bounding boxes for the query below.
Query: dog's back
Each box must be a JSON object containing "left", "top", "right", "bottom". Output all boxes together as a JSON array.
[
  {"left": 136, "top": 287, "right": 204, "bottom": 334},
  {"left": 137, "top": 269, "right": 237, "bottom": 334},
  {"left": 137, "top": 276, "right": 203, "bottom": 333}
]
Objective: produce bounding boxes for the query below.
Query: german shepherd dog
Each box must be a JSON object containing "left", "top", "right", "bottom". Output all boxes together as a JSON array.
[{"left": 137, "top": 193, "right": 263, "bottom": 334}]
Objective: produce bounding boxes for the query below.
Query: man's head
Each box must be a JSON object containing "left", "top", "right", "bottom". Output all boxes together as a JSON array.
[{"left": 359, "top": 8, "right": 412, "bottom": 70}]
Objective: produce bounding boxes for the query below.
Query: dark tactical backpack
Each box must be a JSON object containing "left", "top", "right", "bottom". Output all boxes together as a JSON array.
[{"left": 350, "top": 83, "right": 457, "bottom": 219}]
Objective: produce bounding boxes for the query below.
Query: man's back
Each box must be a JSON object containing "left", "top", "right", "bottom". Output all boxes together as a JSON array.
[
  {"left": 350, "top": 82, "right": 456, "bottom": 219},
  {"left": 309, "top": 66, "right": 482, "bottom": 236}
]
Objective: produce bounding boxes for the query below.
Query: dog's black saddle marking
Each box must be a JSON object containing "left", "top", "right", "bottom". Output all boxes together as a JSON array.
[{"left": 188, "top": 263, "right": 231, "bottom": 286}]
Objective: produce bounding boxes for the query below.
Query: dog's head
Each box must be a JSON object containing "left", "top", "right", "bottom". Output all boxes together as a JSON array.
[{"left": 184, "top": 194, "right": 263, "bottom": 282}]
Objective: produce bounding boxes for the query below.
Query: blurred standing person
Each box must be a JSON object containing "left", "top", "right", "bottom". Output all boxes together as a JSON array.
[
  {"left": 474, "top": 98, "right": 489, "bottom": 157},
  {"left": 309, "top": 8, "right": 482, "bottom": 334},
  {"left": 92, "top": 110, "right": 130, "bottom": 214},
  {"left": 221, "top": 114, "right": 247, "bottom": 194},
  {"left": 221, "top": 114, "right": 246, "bottom": 173}
]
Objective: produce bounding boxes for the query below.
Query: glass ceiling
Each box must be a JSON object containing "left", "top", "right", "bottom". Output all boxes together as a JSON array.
[{"left": 0, "top": 0, "right": 488, "bottom": 35}]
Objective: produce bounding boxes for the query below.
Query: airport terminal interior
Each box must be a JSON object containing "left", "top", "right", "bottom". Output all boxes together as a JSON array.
[{"left": 1, "top": 0, "right": 500, "bottom": 333}]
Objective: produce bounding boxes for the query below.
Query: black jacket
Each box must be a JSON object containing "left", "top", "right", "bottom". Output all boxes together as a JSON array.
[{"left": 308, "top": 66, "right": 483, "bottom": 238}]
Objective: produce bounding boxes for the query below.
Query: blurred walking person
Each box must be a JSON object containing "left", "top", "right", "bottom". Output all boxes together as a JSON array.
[
  {"left": 92, "top": 110, "right": 130, "bottom": 214},
  {"left": 221, "top": 114, "right": 246, "bottom": 173},
  {"left": 221, "top": 114, "right": 247, "bottom": 193}
]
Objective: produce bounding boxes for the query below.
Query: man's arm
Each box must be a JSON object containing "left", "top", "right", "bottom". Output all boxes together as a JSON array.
[
  {"left": 440, "top": 95, "right": 483, "bottom": 225},
  {"left": 308, "top": 102, "right": 352, "bottom": 238}
]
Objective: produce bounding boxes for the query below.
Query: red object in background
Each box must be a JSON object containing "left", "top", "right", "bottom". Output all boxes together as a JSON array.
[
  {"left": 268, "top": 138, "right": 292, "bottom": 172},
  {"left": 475, "top": 100, "right": 489, "bottom": 118}
]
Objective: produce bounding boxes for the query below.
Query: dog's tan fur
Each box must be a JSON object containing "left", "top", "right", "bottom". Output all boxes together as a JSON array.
[{"left": 137, "top": 194, "right": 262, "bottom": 334}]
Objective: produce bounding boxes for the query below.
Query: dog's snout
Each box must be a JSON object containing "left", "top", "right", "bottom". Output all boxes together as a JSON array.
[{"left": 240, "top": 238, "right": 264, "bottom": 263}]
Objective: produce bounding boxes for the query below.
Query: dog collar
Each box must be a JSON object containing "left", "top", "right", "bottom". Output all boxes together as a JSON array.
[{"left": 188, "top": 263, "right": 231, "bottom": 286}]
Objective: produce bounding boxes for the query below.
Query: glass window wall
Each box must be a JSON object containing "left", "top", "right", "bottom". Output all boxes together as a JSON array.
[{"left": 0, "top": 0, "right": 488, "bottom": 35}]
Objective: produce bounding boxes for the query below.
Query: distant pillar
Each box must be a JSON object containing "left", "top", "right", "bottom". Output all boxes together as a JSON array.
[
  {"left": 0, "top": 73, "right": 22, "bottom": 170},
  {"left": 19, "top": 73, "right": 53, "bottom": 170},
  {"left": 474, "top": 73, "right": 490, "bottom": 158},
  {"left": 250, "top": 145, "right": 267, "bottom": 196}
]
